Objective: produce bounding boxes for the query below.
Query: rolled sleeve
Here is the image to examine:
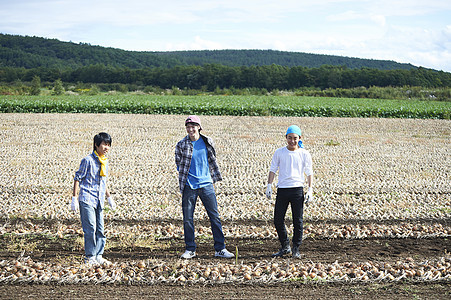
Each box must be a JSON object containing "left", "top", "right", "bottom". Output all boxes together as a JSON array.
[{"left": 74, "top": 157, "right": 88, "bottom": 182}]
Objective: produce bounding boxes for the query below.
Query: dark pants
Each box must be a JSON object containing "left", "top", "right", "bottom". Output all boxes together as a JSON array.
[{"left": 274, "top": 187, "right": 304, "bottom": 248}]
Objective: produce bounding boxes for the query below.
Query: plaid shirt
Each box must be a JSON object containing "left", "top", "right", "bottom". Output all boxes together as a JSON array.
[
  {"left": 74, "top": 152, "right": 108, "bottom": 208},
  {"left": 175, "top": 134, "right": 222, "bottom": 193}
]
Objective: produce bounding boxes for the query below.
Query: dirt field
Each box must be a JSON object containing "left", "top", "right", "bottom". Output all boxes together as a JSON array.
[
  {"left": 0, "top": 219, "right": 449, "bottom": 299},
  {"left": 1, "top": 281, "right": 450, "bottom": 300},
  {"left": 0, "top": 114, "right": 449, "bottom": 299}
]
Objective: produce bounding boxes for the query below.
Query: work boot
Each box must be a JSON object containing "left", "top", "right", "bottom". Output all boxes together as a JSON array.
[
  {"left": 292, "top": 246, "right": 301, "bottom": 259},
  {"left": 271, "top": 245, "right": 291, "bottom": 258}
]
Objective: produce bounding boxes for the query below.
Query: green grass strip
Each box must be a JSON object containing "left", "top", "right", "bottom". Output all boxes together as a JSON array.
[{"left": 0, "top": 95, "right": 449, "bottom": 119}]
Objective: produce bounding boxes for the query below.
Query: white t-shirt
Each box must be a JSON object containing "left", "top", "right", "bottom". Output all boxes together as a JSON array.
[{"left": 269, "top": 146, "right": 313, "bottom": 188}]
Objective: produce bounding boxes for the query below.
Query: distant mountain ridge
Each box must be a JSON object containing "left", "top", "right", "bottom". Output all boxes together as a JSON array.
[
  {"left": 154, "top": 49, "right": 416, "bottom": 70},
  {"left": 0, "top": 33, "right": 418, "bottom": 70}
]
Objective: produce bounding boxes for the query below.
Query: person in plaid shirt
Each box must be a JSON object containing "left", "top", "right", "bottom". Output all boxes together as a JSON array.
[{"left": 175, "top": 115, "right": 234, "bottom": 259}]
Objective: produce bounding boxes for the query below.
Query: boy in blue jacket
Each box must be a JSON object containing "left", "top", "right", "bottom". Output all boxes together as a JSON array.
[{"left": 71, "top": 132, "right": 116, "bottom": 265}]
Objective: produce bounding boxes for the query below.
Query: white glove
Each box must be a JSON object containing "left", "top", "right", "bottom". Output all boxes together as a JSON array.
[
  {"left": 107, "top": 197, "right": 116, "bottom": 210},
  {"left": 265, "top": 184, "right": 272, "bottom": 200},
  {"left": 70, "top": 196, "right": 79, "bottom": 212},
  {"left": 305, "top": 187, "right": 313, "bottom": 204}
]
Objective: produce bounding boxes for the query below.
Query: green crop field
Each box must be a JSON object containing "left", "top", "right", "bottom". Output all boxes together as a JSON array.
[{"left": 0, "top": 95, "right": 449, "bottom": 119}]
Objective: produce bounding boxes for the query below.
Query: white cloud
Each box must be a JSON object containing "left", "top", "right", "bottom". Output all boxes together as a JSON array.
[
  {"left": 174, "top": 36, "right": 223, "bottom": 51},
  {"left": 370, "top": 15, "right": 386, "bottom": 26}
]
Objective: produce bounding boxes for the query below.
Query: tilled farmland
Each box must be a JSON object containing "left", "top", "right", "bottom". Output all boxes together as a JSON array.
[{"left": 0, "top": 113, "right": 449, "bottom": 299}]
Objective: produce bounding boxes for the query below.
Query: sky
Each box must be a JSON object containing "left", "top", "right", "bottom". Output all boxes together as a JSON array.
[{"left": 1, "top": 0, "right": 450, "bottom": 72}]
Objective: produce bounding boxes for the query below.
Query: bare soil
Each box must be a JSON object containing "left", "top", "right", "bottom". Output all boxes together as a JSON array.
[
  {"left": 1, "top": 281, "right": 450, "bottom": 300},
  {"left": 0, "top": 219, "right": 449, "bottom": 299}
]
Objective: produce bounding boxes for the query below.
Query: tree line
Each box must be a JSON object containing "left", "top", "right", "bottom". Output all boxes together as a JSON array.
[
  {"left": 154, "top": 49, "right": 416, "bottom": 70},
  {"left": 1, "top": 64, "right": 449, "bottom": 91}
]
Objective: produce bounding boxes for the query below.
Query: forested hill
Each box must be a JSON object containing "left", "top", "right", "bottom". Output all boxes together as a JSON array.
[
  {"left": 0, "top": 34, "right": 181, "bottom": 69},
  {"left": 154, "top": 50, "right": 416, "bottom": 70},
  {"left": 0, "top": 33, "right": 417, "bottom": 70}
]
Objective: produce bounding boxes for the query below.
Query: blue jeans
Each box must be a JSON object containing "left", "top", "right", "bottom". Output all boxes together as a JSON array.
[
  {"left": 274, "top": 187, "right": 304, "bottom": 248},
  {"left": 79, "top": 201, "right": 106, "bottom": 258},
  {"left": 182, "top": 183, "right": 225, "bottom": 252}
]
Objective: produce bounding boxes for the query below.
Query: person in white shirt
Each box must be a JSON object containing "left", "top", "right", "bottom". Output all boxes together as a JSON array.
[{"left": 266, "top": 125, "right": 313, "bottom": 259}]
